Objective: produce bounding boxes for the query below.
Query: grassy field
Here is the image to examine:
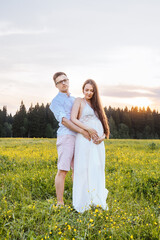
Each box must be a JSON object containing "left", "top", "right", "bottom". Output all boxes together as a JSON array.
[{"left": 0, "top": 138, "right": 159, "bottom": 240}]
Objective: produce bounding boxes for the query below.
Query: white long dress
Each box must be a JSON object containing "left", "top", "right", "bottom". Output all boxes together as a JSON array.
[{"left": 73, "top": 102, "right": 108, "bottom": 213}]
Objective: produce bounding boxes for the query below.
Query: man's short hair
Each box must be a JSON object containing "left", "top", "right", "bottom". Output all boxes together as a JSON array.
[{"left": 53, "top": 72, "right": 67, "bottom": 83}]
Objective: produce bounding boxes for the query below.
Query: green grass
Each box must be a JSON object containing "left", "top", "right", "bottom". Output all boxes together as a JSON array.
[{"left": 0, "top": 138, "right": 160, "bottom": 239}]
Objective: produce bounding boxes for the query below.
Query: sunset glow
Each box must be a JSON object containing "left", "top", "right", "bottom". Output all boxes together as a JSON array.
[{"left": 127, "top": 97, "right": 152, "bottom": 109}]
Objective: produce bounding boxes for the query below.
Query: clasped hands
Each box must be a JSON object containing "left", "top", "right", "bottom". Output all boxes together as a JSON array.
[
  {"left": 88, "top": 128, "right": 104, "bottom": 145},
  {"left": 82, "top": 127, "right": 105, "bottom": 144}
]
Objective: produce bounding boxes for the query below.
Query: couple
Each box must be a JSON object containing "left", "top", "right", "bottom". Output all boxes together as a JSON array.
[{"left": 50, "top": 72, "right": 110, "bottom": 213}]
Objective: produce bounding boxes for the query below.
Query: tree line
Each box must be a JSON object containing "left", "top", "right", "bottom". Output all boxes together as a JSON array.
[{"left": 0, "top": 101, "right": 160, "bottom": 139}]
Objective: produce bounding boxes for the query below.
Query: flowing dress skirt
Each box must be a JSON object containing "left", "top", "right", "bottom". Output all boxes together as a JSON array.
[{"left": 73, "top": 109, "right": 108, "bottom": 213}]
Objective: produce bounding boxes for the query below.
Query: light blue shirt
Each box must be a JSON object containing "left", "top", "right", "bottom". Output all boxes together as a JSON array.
[{"left": 49, "top": 92, "right": 76, "bottom": 136}]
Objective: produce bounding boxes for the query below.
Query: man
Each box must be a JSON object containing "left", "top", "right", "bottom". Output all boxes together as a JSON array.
[{"left": 50, "top": 72, "right": 92, "bottom": 206}]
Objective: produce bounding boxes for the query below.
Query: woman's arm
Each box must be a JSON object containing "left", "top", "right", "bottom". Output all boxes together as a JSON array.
[
  {"left": 71, "top": 98, "right": 98, "bottom": 137},
  {"left": 62, "top": 118, "right": 91, "bottom": 140}
]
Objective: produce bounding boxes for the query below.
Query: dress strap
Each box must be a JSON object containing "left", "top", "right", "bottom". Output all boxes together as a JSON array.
[
  {"left": 83, "top": 98, "right": 91, "bottom": 108},
  {"left": 83, "top": 98, "right": 87, "bottom": 104}
]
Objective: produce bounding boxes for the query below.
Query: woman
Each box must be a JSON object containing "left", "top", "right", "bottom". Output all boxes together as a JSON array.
[{"left": 71, "top": 79, "right": 110, "bottom": 213}]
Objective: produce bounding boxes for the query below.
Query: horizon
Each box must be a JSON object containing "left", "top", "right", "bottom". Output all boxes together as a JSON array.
[{"left": 1, "top": 100, "right": 159, "bottom": 116}]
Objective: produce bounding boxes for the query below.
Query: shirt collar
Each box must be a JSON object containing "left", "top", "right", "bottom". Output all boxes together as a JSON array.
[{"left": 58, "top": 92, "right": 71, "bottom": 97}]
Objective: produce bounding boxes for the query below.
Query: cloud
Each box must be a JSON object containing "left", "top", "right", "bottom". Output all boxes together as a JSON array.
[
  {"left": 98, "top": 84, "right": 160, "bottom": 112},
  {"left": 100, "top": 85, "right": 160, "bottom": 99},
  {"left": 0, "top": 28, "right": 48, "bottom": 36},
  {"left": 0, "top": 21, "right": 49, "bottom": 36}
]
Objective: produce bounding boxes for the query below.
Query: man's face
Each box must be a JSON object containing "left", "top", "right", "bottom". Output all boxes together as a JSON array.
[{"left": 55, "top": 74, "right": 69, "bottom": 93}]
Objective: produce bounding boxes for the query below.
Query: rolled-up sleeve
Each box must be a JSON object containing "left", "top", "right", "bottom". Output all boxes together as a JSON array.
[{"left": 50, "top": 99, "right": 67, "bottom": 124}]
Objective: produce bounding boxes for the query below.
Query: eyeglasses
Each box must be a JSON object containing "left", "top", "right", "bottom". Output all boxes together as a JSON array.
[{"left": 55, "top": 79, "right": 69, "bottom": 85}]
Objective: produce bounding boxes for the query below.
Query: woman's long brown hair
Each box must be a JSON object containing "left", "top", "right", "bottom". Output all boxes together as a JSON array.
[{"left": 82, "top": 79, "right": 110, "bottom": 139}]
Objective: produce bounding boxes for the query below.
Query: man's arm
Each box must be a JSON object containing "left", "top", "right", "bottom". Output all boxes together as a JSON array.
[
  {"left": 50, "top": 98, "right": 91, "bottom": 140},
  {"left": 62, "top": 118, "right": 91, "bottom": 141},
  {"left": 71, "top": 98, "right": 98, "bottom": 139}
]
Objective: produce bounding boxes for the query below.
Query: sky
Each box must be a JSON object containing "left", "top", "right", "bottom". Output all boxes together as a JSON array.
[{"left": 0, "top": 0, "right": 160, "bottom": 115}]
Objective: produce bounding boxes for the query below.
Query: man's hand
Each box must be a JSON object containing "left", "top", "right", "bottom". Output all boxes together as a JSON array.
[{"left": 81, "top": 129, "right": 91, "bottom": 141}]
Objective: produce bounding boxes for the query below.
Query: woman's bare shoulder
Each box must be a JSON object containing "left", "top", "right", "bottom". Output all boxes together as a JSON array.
[
  {"left": 74, "top": 97, "right": 84, "bottom": 103},
  {"left": 75, "top": 97, "right": 83, "bottom": 101}
]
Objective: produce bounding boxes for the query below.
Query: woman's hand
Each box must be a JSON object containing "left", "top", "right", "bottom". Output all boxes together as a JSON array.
[
  {"left": 86, "top": 127, "right": 98, "bottom": 139},
  {"left": 93, "top": 134, "right": 105, "bottom": 145}
]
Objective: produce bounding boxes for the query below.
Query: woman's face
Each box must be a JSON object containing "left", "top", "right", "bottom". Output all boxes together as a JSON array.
[{"left": 83, "top": 83, "right": 94, "bottom": 100}]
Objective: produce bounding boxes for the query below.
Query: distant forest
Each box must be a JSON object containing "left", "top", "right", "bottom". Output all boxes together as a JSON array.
[{"left": 0, "top": 101, "right": 160, "bottom": 139}]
